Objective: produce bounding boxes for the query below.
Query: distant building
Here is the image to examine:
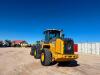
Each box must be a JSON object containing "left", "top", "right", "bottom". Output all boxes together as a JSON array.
[
  {"left": 12, "top": 40, "right": 28, "bottom": 47},
  {"left": 3, "top": 40, "right": 12, "bottom": 47}
]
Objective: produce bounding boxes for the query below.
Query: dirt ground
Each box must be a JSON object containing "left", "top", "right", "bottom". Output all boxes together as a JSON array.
[{"left": 0, "top": 48, "right": 100, "bottom": 75}]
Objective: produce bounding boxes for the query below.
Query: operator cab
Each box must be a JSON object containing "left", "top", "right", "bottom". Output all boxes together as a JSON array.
[{"left": 44, "top": 29, "right": 63, "bottom": 42}]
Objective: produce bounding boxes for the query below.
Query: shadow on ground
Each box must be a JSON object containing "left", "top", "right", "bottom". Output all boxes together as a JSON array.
[{"left": 57, "top": 60, "right": 80, "bottom": 67}]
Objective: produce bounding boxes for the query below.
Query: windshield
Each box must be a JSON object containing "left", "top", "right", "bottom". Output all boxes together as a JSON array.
[{"left": 49, "top": 32, "right": 60, "bottom": 40}]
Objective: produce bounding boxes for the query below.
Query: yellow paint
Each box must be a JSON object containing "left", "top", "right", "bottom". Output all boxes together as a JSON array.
[
  {"left": 34, "top": 50, "right": 36, "bottom": 56},
  {"left": 41, "top": 53, "right": 45, "bottom": 62},
  {"left": 42, "top": 38, "right": 78, "bottom": 62},
  {"left": 55, "top": 39, "right": 64, "bottom": 54}
]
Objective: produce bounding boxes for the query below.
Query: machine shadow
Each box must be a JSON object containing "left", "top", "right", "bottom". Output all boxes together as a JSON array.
[
  {"left": 50, "top": 61, "right": 58, "bottom": 66},
  {"left": 56, "top": 60, "right": 80, "bottom": 67}
]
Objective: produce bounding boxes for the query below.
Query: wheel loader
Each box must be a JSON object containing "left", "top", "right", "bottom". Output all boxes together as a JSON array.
[{"left": 30, "top": 29, "right": 78, "bottom": 66}]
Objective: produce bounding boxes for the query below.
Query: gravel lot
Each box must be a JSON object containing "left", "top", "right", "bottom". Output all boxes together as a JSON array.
[{"left": 0, "top": 48, "right": 100, "bottom": 75}]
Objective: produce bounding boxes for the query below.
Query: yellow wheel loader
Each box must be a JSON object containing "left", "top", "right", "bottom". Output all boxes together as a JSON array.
[{"left": 31, "top": 29, "right": 78, "bottom": 66}]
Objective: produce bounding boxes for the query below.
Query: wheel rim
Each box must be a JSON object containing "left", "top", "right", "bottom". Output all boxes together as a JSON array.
[
  {"left": 34, "top": 50, "right": 36, "bottom": 56},
  {"left": 41, "top": 53, "right": 44, "bottom": 62}
]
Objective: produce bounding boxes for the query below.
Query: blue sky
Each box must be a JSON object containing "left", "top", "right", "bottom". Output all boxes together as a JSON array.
[{"left": 0, "top": 0, "right": 100, "bottom": 43}]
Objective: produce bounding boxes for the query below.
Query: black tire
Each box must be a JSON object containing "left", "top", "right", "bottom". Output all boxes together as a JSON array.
[
  {"left": 34, "top": 49, "right": 41, "bottom": 59},
  {"left": 30, "top": 51, "right": 34, "bottom": 56},
  {"left": 30, "top": 46, "right": 35, "bottom": 56},
  {"left": 40, "top": 49, "right": 52, "bottom": 66}
]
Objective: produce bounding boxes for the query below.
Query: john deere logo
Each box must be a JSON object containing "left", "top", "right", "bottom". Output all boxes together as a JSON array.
[{"left": 68, "top": 46, "right": 71, "bottom": 50}]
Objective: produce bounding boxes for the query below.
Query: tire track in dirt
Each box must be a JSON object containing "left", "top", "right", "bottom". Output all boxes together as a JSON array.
[{"left": 1, "top": 48, "right": 100, "bottom": 75}]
